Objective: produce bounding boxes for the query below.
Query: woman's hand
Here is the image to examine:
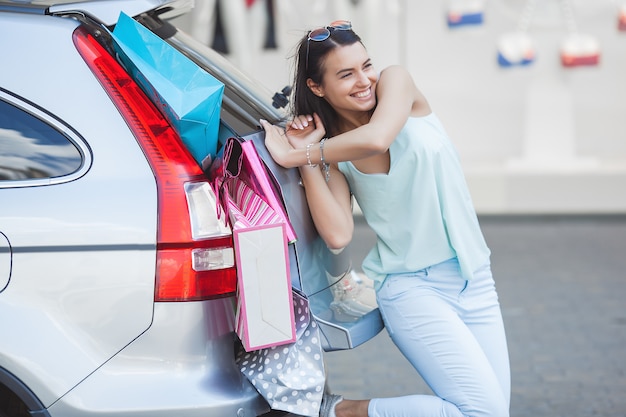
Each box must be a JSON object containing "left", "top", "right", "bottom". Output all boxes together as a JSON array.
[
  {"left": 260, "top": 114, "right": 326, "bottom": 168},
  {"left": 285, "top": 113, "right": 326, "bottom": 149},
  {"left": 287, "top": 114, "right": 314, "bottom": 132},
  {"left": 260, "top": 119, "right": 293, "bottom": 168}
]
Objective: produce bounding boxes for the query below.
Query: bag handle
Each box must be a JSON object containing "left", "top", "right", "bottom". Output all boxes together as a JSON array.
[
  {"left": 216, "top": 137, "right": 245, "bottom": 228},
  {"left": 223, "top": 137, "right": 243, "bottom": 179}
]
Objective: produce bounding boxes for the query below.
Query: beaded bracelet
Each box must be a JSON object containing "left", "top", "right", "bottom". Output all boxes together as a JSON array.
[
  {"left": 319, "top": 138, "right": 330, "bottom": 182},
  {"left": 306, "top": 143, "right": 318, "bottom": 167}
]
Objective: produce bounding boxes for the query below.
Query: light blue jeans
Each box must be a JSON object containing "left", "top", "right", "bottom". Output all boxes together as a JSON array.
[{"left": 368, "top": 258, "right": 510, "bottom": 417}]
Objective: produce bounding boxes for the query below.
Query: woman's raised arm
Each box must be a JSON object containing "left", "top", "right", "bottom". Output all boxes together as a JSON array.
[{"left": 262, "top": 65, "right": 429, "bottom": 168}]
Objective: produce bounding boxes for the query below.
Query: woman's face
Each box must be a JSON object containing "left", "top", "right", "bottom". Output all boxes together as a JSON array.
[{"left": 310, "top": 42, "right": 378, "bottom": 118}]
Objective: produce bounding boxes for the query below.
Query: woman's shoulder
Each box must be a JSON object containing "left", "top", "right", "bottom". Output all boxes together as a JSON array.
[
  {"left": 378, "top": 65, "right": 411, "bottom": 81},
  {"left": 378, "top": 65, "right": 431, "bottom": 117}
]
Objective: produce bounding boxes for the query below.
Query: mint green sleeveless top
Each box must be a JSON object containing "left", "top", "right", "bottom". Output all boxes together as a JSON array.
[{"left": 338, "top": 113, "right": 490, "bottom": 289}]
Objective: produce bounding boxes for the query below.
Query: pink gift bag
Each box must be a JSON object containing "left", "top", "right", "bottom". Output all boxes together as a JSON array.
[
  {"left": 227, "top": 180, "right": 296, "bottom": 351},
  {"left": 223, "top": 136, "right": 297, "bottom": 243}
]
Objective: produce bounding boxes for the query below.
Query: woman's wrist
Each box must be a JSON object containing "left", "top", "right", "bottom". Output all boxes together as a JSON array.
[
  {"left": 290, "top": 142, "right": 320, "bottom": 168},
  {"left": 305, "top": 143, "right": 318, "bottom": 167},
  {"left": 293, "top": 140, "right": 330, "bottom": 181},
  {"left": 284, "top": 147, "right": 304, "bottom": 168}
]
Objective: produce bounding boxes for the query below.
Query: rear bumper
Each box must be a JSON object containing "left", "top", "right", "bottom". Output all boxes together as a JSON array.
[{"left": 48, "top": 299, "right": 269, "bottom": 417}]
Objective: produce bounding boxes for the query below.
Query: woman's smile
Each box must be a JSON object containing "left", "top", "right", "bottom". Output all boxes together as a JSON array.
[{"left": 352, "top": 87, "right": 372, "bottom": 99}]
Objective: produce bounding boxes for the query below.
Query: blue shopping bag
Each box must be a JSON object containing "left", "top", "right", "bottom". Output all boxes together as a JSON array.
[{"left": 111, "top": 12, "right": 224, "bottom": 166}]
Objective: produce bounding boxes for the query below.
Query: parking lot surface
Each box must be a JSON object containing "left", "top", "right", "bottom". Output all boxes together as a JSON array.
[{"left": 323, "top": 215, "right": 626, "bottom": 417}]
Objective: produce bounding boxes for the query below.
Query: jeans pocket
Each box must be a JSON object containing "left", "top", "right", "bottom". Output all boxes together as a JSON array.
[
  {"left": 379, "top": 271, "right": 426, "bottom": 299},
  {"left": 376, "top": 273, "right": 427, "bottom": 337}
]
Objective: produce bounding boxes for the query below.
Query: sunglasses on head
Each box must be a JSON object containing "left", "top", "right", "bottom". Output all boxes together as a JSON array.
[{"left": 306, "top": 20, "right": 352, "bottom": 70}]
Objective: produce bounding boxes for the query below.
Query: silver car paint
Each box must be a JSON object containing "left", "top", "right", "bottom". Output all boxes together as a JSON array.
[
  {"left": 0, "top": 11, "right": 159, "bottom": 407},
  {"left": 48, "top": 301, "right": 268, "bottom": 416}
]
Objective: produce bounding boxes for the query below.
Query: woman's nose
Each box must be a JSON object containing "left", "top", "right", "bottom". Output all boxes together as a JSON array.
[{"left": 356, "top": 70, "right": 370, "bottom": 85}]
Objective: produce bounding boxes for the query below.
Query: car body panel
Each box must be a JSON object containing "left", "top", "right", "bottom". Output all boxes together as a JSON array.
[
  {"left": 0, "top": 7, "right": 158, "bottom": 407},
  {"left": 47, "top": 301, "right": 269, "bottom": 417}
]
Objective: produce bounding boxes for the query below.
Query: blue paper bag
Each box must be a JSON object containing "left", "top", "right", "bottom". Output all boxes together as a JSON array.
[{"left": 111, "top": 12, "right": 224, "bottom": 166}]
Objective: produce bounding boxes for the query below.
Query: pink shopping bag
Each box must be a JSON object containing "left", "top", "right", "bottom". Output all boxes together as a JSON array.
[
  {"left": 227, "top": 180, "right": 296, "bottom": 351},
  {"left": 223, "top": 136, "right": 297, "bottom": 243}
]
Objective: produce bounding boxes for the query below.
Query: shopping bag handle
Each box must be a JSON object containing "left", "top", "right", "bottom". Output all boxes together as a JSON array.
[
  {"left": 223, "top": 137, "right": 243, "bottom": 179},
  {"left": 215, "top": 137, "right": 244, "bottom": 227}
]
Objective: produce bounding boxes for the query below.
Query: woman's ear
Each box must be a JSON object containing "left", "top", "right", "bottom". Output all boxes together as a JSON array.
[{"left": 306, "top": 78, "right": 324, "bottom": 98}]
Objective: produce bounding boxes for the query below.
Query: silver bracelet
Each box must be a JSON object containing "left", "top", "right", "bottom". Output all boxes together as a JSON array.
[
  {"left": 306, "top": 143, "right": 318, "bottom": 167},
  {"left": 319, "top": 138, "right": 330, "bottom": 182}
]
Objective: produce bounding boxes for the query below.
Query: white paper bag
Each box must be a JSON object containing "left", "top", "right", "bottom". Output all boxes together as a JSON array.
[{"left": 227, "top": 182, "right": 295, "bottom": 351}]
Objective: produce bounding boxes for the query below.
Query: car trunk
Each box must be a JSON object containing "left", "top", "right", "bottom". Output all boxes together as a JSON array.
[{"left": 128, "top": 7, "right": 385, "bottom": 351}]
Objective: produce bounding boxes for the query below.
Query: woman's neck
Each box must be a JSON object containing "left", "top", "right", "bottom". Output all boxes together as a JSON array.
[{"left": 336, "top": 109, "right": 374, "bottom": 134}]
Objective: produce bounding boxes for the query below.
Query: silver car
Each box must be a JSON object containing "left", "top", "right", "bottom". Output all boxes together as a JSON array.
[{"left": 0, "top": 1, "right": 382, "bottom": 416}]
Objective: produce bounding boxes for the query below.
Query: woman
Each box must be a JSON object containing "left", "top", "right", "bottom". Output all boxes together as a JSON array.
[{"left": 260, "top": 21, "right": 510, "bottom": 417}]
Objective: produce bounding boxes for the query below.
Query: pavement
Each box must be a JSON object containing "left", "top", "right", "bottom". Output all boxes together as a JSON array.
[{"left": 322, "top": 215, "right": 626, "bottom": 417}]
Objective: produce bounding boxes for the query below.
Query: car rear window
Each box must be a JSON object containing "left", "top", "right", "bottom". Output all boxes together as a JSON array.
[{"left": 0, "top": 99, "right": 83, "bottom": 181}]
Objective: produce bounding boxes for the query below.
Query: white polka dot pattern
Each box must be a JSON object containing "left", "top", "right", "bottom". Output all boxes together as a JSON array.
[{"left": 237, "top": 291, "right": 326, "bottom": 417}]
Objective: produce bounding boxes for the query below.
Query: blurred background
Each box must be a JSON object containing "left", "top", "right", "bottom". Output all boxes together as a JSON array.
[{"left": 173, "top": 0, "right": 626, "bottom": 215}]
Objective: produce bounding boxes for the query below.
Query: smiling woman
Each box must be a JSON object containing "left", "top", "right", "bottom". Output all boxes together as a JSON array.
[{"left": 259, "top": 21, "right": 512, "bottom": 417}]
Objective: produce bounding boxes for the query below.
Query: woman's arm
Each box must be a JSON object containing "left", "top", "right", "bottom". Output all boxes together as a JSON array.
[
  {"left": 259, "top": 116, "right": 354, "bottom": 249},
  {"left": 298, "top": 163, "right": 354, "bottom": 250},
  {"left": 262, "top": 65, "right": 429, "bottom": 168}
]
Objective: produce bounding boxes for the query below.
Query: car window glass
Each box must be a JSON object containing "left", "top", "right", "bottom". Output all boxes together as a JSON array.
[{"left": 0, "top": 99, "right": 82, "bottom": 181}]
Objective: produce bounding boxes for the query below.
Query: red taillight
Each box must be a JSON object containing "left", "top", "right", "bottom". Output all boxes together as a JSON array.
[{"left": 73, "top": 27, "right": 237, "bottom": 301}]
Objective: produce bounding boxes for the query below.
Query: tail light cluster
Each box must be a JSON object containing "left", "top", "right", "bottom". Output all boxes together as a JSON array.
[{"left": 73, "top": 27, "right": 237, "bottom": 301}]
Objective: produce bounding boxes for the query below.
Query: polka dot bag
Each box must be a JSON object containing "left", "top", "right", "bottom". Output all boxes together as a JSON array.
[{"left": 237, "top": 291, "right": 326, "bottom": 417}]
